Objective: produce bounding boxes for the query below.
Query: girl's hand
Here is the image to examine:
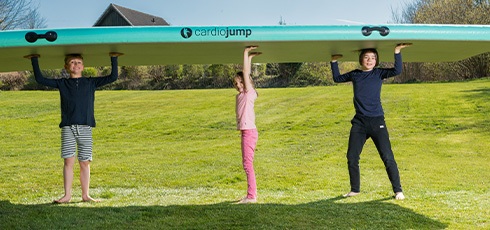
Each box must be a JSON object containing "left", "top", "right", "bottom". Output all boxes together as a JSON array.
[
  {"left": 249, "top": 52, "right": 262, "bottom": 58},
  {"left": 245, "top": 46, "right": 258, "bottom": 52}
]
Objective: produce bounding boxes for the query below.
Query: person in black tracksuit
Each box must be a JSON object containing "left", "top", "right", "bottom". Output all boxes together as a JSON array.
[
  {"left": 25, "top": 52, "right": 122, "bottom": 203},
  {"left": 330, "top": 43, "right": 411, "bottom": 200}
]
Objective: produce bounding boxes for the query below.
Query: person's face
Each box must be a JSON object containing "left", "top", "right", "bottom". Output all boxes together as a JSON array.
[
  {"left": 361, "top": 52, "right": 377, "bottom": 71},
  {"left": 234, "top": 76, "right": 244, "bottom": 93},
  {"left": 65, "top": 58, "right": 84, "bottom": 76}
]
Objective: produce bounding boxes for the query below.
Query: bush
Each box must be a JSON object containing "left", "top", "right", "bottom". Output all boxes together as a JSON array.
[
  {"left": 0, "top": 72, "right": 28, "bottom": 90},
  {"left": 291, "top": 62, "right": 333, "bottom": 87}
]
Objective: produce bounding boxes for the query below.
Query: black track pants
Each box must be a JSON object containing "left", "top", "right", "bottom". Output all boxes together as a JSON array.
[{"left": 346, "top": 115, "right": 403, "bottom": 193}]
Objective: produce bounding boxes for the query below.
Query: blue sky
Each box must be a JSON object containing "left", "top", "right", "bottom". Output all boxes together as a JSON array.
[{"left": 33, "top": 0, "right": 411, "bottom": 28}]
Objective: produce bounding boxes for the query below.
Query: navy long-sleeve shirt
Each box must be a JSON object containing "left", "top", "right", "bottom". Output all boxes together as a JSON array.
[
  {"left": 331, "top": 53, "right": 402, "bottom": 117},
  {"left": 31, "top": 56, "right": 119, "bottom": 128}
]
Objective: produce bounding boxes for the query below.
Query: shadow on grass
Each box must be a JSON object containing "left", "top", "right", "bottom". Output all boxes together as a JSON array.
[
  {"left": 459, "top": 87, "right": 490, "bottom": 133},
  {"left": 0, "top": 196, "right": 446, "bottom": 229},
  {"left": 461, "top": 87, "right": 490, "bottom": 102}
]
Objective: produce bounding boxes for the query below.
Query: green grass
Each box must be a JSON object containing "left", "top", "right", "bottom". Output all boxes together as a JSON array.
[{"left": 1, "top": 78, "right": 489, "bottom": 229}]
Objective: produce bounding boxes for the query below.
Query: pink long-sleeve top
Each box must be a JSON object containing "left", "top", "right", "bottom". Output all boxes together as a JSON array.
[{"left": 236, "top": 88, "right": 257, "bottom": 130}]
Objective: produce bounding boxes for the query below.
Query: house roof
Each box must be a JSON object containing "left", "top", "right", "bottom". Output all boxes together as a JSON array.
[{"left": 93, "top": 3, "right": 169, "bottom": 26}]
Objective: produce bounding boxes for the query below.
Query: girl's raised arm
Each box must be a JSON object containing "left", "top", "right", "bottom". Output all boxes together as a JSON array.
[{"left": 243, "top": 46, "right": 261, "bottom": 91}]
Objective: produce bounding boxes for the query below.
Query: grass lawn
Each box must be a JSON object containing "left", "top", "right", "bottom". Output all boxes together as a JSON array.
[{"left": 0, "top": 78, "right": 489, "bottom": 229}]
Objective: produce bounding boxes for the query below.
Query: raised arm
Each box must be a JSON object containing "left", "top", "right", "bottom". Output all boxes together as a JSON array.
[
  {"left": 94, "top": 52, "right": 124, "bottom": 87},
  {"left": 243, "top": 46, "right": 261, "bottom": 91},
  {"left": 24, "top": 54, "right": 58, "bottom": 88},
  {"left": 108, "top": 52, "right": 123, "bottom": 79},
  {"left": 395, "top": 43, "right": 412, "bottom": 54},
  {"left": 330, "top": 54, "right": 351, "bottom": 83},
  {"left": 387, "top": 43, "right": 412, "bottom": 78}
]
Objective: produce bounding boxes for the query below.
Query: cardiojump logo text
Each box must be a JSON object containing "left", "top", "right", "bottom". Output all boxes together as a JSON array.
[{"left": 180, "top": 27, "right": 252, "bottom": 39}]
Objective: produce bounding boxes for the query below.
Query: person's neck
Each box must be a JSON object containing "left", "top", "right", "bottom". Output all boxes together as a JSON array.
[{"left": 70, "top": 74, "right": 82, "bottom": 79}]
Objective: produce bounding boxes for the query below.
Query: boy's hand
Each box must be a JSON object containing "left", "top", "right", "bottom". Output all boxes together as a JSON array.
[
  {"left": 395, "top": 43, "right": 412, "bottom": 53},
  {"left": 331, "top": 54, "right": 343, "bottom": 62},
  {"left": 23, "top": 54, "right": 40, "bottom": 59},
  {"left": 109, "top": 52, "right": 124, "bottom": 57}
]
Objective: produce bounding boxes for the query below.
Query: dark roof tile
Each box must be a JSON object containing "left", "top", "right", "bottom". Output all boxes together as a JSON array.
[{"left": 94, "top": 3, "right": 169, "bottom": 26}]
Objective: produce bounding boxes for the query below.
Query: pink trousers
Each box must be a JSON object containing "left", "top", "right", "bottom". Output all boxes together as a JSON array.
[{"left": 241, "top": 129, "right": 258, "bottom": 199}]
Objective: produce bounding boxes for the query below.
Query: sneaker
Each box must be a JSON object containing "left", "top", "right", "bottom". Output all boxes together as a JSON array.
[
  {"left": 395, "top": 192, "right": 405, "bottom": 200},
  {"left": 236, "top": 197, "right": 257, "bottom": 204}
]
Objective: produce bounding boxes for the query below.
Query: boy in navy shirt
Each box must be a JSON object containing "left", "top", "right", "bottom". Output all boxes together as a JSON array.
[{"left": 330, "top": 43, "right": 411, "bottom": 200}]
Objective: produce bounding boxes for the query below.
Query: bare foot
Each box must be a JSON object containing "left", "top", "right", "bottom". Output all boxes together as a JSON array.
[
  {"left": 236, "top": 197, "right": 257, "bottom": 204},
  {"left": 343, "top": 191, "right": 360, "bottom": 197},
  {"left": 53, "top": 196, "right": 71, "bottom": 204},
  {"left": 82, "top": 196, "right": 101, "bottom": 203},
  {"left": 395, "top": 192, "right": 405, "bottom": 200}
]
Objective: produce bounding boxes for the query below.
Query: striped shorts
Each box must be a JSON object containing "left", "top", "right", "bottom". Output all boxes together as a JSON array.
[{"left": 61, "top": 125, "right": 93, "bottom": 161}]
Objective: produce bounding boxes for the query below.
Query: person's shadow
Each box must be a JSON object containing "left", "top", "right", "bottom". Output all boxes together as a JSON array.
[{"left": 0, "top": 196, "right": 447, "bottom": 229}]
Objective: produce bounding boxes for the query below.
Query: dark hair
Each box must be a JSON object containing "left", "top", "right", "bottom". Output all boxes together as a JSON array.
[
  {"left": 358, "top": 49, "right": 379, "bottom": 66},
  {"left": 64, "top": 54, "right": 83, "bottom": 64}
]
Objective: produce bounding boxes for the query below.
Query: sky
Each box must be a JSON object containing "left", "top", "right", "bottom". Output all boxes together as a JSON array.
[{"left": 33, "top": 0, "right": 412, "bottom": 29}]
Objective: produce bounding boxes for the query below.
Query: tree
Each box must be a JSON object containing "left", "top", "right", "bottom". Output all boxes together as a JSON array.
[
  {"left": 0, "top": 0, "right": 47, "bottom": 89},
  {"left": 25, "top": 7, "right": 47, "bottom": 29},
  {"left": 392, "top": 0, "right": 490, "bottom": 81},
  {"left": 413, "top": 0, "right": 490, "bottom": 24},
  {"left": 0, "top": 0, "right": 46, "bottom": 30}
]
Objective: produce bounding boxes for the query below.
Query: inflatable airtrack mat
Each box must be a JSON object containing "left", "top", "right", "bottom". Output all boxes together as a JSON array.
[{"left": 0, "top": 24, "right": 489, "bottom": 71}]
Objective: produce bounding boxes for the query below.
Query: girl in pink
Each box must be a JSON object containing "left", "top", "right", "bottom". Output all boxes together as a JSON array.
[{"left": 234, "top": 46, "right": 261, "bottom": 204}]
